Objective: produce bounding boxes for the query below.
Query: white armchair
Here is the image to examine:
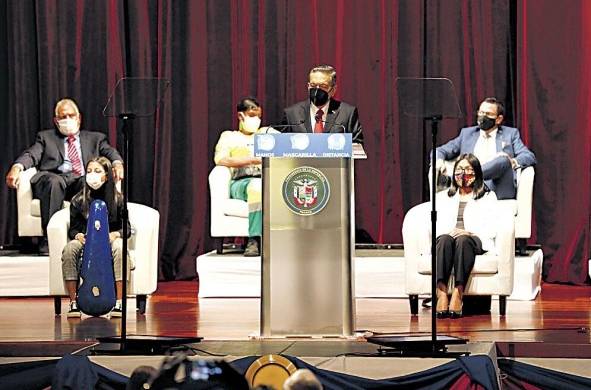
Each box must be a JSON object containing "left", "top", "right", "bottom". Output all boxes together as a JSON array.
[
  {"left": 209, "top": 165, "right": 249, "bottom": 253},
  {"left": 432, "top": 163, "right": 535, "bottom": 252},
  {"left": 403, "top": 202, "right": 515, "bottom": 316},
  {"left": 47, "top": 202, "right": 159, "bottom": 314}
]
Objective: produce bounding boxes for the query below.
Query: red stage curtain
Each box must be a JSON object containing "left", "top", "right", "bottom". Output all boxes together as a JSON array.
[
  {"left": 0, "top": 1, "right": 589, "bottom": 283},
  {"left": 517, "top": 0, "right": 591, "bottom": 283}
]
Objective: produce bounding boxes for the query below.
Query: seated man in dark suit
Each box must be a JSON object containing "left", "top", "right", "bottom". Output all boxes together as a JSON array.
[
  {"left": 435, "top": 97, "right": 536, "bottom": 200},
  {"left": 281, "top": 64, "right": 364, "bottom": 144},
  {"left": 5, "top": 98, "right": 124, "bottom": 253}
]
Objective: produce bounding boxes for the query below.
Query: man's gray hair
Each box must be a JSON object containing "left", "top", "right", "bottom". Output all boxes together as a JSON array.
[
  {"left": 54, "top": 98, "right": 80, "bottom": 116},
  {"left": 309, "top": 64, "right": 337, "bottom": 86}
]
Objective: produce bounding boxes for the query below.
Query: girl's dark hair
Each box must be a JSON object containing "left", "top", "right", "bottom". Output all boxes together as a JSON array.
[
  {"left": 447, "top": 153, "right": 488, "bottom": 200},
  {"left": 236, "top": 96, "right": 260, "bottom": 112},
  {"left": 71, "top": 156, "right": 122, "bottom": 220}
]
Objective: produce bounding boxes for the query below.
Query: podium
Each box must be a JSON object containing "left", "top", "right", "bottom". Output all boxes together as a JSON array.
[{"left": 255, "top": 133, "right": 365, "bottom": 337}]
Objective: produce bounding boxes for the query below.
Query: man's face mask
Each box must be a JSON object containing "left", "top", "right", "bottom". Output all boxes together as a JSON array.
[
  {"left": 57, "top": 118, "right": 79, "bottom": 136},
  {"left": 309, "top": 87, "right": 330, "bottom": 107},
  {"left": 240, "top": 115, "right": 261, "bottom": 134},
  {"left": 86, "top": 172, "right": 105, "bottom": 190},
  {"left": 477, "top": 115, "right": 497, "bottom": 131}
]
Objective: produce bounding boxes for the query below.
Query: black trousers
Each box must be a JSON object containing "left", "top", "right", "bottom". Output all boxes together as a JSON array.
[
  {"left": 31, "top": 172, "right": 83, "bottom": 233},
  {"left": 436, "top": 234, "right": 484, "bottom": 287}
]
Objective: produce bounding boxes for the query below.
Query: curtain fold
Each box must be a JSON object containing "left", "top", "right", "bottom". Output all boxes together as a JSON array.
[{"left": 517, "top": 0, "right": 591, "bottom": 283}]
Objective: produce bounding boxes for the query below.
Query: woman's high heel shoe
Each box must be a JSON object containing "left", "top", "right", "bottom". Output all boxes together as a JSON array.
[
  {"left": 448, "top": 302, "right": 463, "bottom": 318},
  {"left": 435, "top": 291, "right": 449, "bottom": 319},
  {"left": 448, "top": 289, "right": 463, "bottom": 319}
]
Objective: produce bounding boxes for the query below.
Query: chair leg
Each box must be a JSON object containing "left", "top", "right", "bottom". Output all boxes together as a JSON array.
[
  {"left": 54, "top": 296, "right": 62, "bottom": 315},
  {"left": 215, "top": 238, "right": 224, "bottom": 254},
  {"left": 19, "top": 237, "right": 38, "bottom": 254},
  {"left": 136, "top": 294, "right": 147, "bottom": 314},
  {"left": 499, "top": 295, "right": 507, "bottom": 316},
  {"left": 516, "top": 238, "right": 527, "bottom": 256},
  {"left": 409, "top": 295, "right": 419, "bottom": 316}
]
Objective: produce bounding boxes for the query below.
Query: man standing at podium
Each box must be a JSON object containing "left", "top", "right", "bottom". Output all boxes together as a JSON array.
[{"left": 281, "top": 64, "right": 364, "bottom": 144}]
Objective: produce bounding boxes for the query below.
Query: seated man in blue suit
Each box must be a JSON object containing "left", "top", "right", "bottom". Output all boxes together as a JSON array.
[{"left": 435, "top": 97, "right": 536, "bottom": 200}]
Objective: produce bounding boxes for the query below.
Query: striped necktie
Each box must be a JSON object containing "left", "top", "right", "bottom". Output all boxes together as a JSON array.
[{"left": 67, "top": 136, "right": 83, "bottom": 176}]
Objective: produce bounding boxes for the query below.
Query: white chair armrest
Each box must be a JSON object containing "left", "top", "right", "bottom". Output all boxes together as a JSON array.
[
  {"left": 128, "top": 203, "right": 159, "bottom": 295},
  {"left": 47, "top": 207, "right": 71, "bottom": 295},
  {"left": 514, "top": 166, "right": 535, "bottom": 238},
  {"left": 209, "top": 165, "right": 232, "bottom": 200},
  {"left": 402, "top": 203, "right": 431, "bottom": 290},
  {"left": 492, "top": 208, "right": 516, "bottom": 295},
  {"left": 17, "top": 168, "right": 44, "bottom": 237},
  {"left": 16, "top": 168, "right": 37, "bottom": 209},
  {"left": 209, "top": 165, "right": 233, "bottom": 234}
]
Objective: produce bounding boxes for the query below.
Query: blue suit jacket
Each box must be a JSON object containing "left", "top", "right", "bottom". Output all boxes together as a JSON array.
[{"left": 436, "top": 125, "right": 536, "bottom": 199}]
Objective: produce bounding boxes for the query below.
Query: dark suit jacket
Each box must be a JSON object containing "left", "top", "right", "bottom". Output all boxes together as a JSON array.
[
  {"left": 281, "top": 99, "right": 364, "bottom": 144},
  {"left": 14, "top": 129, "right": 123, "bottom": 184}
]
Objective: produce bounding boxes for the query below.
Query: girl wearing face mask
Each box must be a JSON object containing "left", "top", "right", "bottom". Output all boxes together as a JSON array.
[
  {"left": 61, "top": 156, "right": 130, "bottom": 318},
  {"left": 432, "top": 153, "right": 498, "bottom": 319}
]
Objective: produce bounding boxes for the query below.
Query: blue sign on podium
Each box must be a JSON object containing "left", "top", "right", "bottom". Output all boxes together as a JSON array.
[{"left": 254, "top": 133, "right": 352, "bottom": 158}]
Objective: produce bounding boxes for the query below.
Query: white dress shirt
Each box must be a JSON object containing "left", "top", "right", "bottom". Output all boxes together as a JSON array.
[{"left": 473, "top": 128, "right": 498, "bottom": 164}]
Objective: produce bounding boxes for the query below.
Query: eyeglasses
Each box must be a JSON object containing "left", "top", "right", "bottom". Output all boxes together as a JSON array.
[
  {"left": 454, "top": 168, "right": 475, "bottom": 175},
  {"left": 308, "top": 82, "right": 332, "bottom": 91},
  {"left": 56, "top": 113, "right": 78, "bottom": 120},
  {"left": 477, "top": 110, "right": 497, "bottom": 118}
]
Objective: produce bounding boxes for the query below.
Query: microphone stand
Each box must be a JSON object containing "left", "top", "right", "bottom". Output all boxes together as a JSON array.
[
  {"left": 268, "top": 120, "right": 306, "bottom": 133},
  {"left": 429, "top": 115, "right": 440, "bottom": 350},
  {"left": 320, "top": 120, "right": 347, "bottom": 134},
  {"left": 118, "top": 112, "right": 134, "bottom": 351}
]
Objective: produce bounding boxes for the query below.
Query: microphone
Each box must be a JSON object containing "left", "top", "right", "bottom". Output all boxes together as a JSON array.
[
  {"left": 320, "top": 120, "right": 346, "bottom": 133},
  {"left": 263, "top": 119, "right": 305, "bottom": 133}
]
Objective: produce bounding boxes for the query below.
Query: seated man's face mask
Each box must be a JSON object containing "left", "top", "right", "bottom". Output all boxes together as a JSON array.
[
  {"left": 57, "top": 117, "right": 80, "bottom": 136},
  {"left": 477, "top": 114, "right": 497, "bottom": 131}
]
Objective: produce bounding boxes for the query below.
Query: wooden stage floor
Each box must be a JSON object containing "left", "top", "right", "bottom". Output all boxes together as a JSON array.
[{"left": 1, "top": 281, "right": 591, "bottom": 358}]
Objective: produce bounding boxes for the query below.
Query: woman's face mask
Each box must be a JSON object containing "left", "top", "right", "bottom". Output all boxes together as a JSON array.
[
  {"left": 239, "top": 115, "right": 261, "bottom": 134},
  {"left": 85, "top": 162, "right": 107, "bottom": 190},
  {"left": 454, "top": 163, "right": 476, "bottom": 188},
  {"left": 86, "top": 172, "right": 106, "bottom": 190}
]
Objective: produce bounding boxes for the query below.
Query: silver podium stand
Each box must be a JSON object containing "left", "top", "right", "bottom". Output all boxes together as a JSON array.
[{"left": 256, "top": 133, "right": 365, "bottom": 337}]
